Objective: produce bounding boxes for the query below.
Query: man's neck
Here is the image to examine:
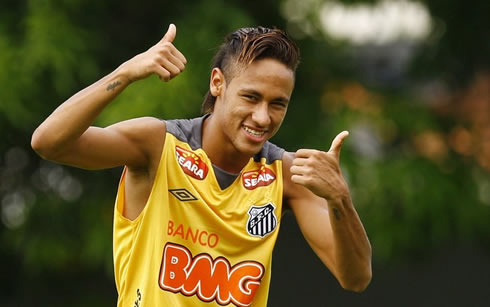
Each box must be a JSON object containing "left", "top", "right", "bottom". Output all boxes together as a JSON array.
[{"left": 201, "top": 115, "right": 251, "bottom": 174}]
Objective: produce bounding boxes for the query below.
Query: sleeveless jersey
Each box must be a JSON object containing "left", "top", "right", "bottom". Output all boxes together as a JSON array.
[{"left": 113, "top": 116, "right": 285, "bottom": 307}]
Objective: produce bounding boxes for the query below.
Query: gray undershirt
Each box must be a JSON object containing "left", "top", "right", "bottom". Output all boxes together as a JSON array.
[{"left": 212, "top": 164, "right": 240, "bottom": 190}]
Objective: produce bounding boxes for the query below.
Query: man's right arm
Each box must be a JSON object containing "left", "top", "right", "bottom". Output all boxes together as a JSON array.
[{"left": 31, "top": 24, "right": 187, "bottom": 170}]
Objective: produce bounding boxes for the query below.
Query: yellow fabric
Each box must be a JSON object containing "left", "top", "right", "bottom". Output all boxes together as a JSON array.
[{"left": 113, "top": 133, "right": 283, "bottom": 307}]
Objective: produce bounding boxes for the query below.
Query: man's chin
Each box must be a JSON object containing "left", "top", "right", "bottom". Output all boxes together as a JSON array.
[{"left": 237, "top": 141, "right": 266, "bottom": 157}]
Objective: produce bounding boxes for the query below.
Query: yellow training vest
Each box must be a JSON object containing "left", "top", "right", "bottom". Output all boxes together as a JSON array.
[{"left": 113, "top": 117, "right": 284, "bottom": 307}]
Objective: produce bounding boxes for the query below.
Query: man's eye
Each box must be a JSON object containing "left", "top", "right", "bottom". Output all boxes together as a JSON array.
[
  {"left": 244, "top": 95, "right": 257, "bottom": 101},
  {"left": 272, "top": 101, "right": 287, "bottom": 107}
]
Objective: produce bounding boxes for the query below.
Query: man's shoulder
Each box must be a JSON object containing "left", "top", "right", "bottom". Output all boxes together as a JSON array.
[
  {"left": 255, "top": 141, "right": 285, "bottom": 164},
  {"left": 164, "top": 116, "right": 205, "bottom": 150}
]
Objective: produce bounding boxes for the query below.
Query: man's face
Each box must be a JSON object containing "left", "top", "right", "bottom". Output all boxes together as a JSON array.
[{"left": 212, "top": 58, "right": 295, "bottom": 157}]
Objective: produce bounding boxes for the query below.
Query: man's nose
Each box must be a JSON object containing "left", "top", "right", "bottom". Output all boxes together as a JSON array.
[{"left": 251, "top": 102, "right": 271, "bottom": 127}]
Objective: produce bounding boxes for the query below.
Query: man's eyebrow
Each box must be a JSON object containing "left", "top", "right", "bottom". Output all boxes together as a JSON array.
[
  {"left": 239, "top": 88, "right": 289, "bottom": 102},
  {"left": 239, "top": 88, "right": 262, "bottom": 97}
]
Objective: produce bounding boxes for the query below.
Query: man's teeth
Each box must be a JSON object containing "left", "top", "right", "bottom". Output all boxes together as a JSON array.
[{"left": 244, "top": 127, "right": 264, "bottom": 137}]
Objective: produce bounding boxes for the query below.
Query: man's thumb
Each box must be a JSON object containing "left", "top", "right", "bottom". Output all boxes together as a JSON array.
[
  {"left": 328, "top": 130, "right": 349, "bottom": 158},
  {"left": 161, "top": 24, "right": 176, "bottom": 43}
]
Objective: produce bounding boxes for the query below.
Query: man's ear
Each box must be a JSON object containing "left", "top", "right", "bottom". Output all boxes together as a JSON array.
[{"left": 210, "top": 68, "right": 225, "bottom": 97}]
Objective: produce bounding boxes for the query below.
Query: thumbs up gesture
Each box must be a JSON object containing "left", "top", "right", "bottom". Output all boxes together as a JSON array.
[
  {"left": 121, "top": 24, "right": 187, "bottom": 82},
  {"left": 290, "top": 131, "right": 350, "bottom": 200}
]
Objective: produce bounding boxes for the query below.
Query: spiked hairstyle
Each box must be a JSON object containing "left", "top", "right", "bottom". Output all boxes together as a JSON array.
[{"left": 201, "top": 27, "right": 300, "bottom": 114}]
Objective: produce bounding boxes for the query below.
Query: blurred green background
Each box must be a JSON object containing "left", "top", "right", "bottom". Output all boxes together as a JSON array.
[{"left": 1, "top": 0, "right": 489, "bottom": 306}]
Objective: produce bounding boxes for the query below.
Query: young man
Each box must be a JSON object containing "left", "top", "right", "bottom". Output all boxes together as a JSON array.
[{"left": 32, "top": 24, "right": 371, "bottom": 306}]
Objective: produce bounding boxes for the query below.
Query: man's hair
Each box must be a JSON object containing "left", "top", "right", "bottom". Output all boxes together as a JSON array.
[{"left": 201, "top": 26, "right": 300, "bottom": 114}]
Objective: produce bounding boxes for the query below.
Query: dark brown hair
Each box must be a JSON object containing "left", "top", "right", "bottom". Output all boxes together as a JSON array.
[{"left": 201, "top": 26, "right": 300, "bottom": 114}]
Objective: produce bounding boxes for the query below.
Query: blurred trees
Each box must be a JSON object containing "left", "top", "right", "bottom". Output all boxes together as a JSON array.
[{"left": 0, "top": 0, "right": 489, "bottom": 306}]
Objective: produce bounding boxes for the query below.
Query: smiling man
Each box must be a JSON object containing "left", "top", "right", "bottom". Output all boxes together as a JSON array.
[{"left": 31, "top": 25, "right": 371, "bottom": 306}]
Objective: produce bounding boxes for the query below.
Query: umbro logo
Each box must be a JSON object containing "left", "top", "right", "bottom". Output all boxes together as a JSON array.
[{"left": 169, "top": 188, "right": 198, "bottom": 202}]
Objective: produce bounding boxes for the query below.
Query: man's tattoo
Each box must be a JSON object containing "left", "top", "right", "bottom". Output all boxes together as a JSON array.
[
  {"left": 106, "top": 80, "right": 122, "bottom": 91},
  {"left": 332, "top": 207, "right": 341, "bottom": 221}
]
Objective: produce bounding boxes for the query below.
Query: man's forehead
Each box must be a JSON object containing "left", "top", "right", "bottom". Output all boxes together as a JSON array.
[{"left": 225, "top": 58, "right": 294, "bottom": 79}]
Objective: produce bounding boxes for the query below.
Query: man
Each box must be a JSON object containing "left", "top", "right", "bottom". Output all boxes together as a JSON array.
[{"left": 32, "top": 24, "right": 371, "bottom": 306}]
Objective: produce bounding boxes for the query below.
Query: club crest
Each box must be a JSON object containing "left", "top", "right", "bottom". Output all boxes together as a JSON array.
[{"left": 246, "top": 202, "right": 277, "bottom": 238}]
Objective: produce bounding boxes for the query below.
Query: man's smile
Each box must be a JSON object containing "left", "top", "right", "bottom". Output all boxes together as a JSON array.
[{"left": 243, "top": 125, "right": 267, "bottom": 140}]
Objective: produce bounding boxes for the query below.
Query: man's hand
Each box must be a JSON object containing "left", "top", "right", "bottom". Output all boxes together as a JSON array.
[
  {"left": 285, "top": 131, "right": 372, "bottom": 292},
  {"left": 121, "top": 24, "right": 187, "bottom": 82},
  {"left": 290, "top": 131, "right": 350, "bottom": 201}
]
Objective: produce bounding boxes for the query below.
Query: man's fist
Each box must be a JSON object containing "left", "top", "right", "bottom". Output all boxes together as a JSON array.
[
  {"left": 290, "top": 131, "right": 350, "bottom": 200},
  {"left": 121, "top": 24, "right": 187, "bottom": 82}
]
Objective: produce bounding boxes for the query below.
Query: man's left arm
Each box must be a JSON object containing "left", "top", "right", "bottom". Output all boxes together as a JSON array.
[{"left": 283, "top": 131, "right": 372, "bottom": 292}]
